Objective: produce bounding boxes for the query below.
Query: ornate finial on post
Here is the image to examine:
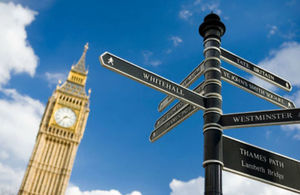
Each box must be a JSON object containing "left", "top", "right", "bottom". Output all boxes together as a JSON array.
[{"left": 199, "top": 13, "right": 226, "bottom": 38}]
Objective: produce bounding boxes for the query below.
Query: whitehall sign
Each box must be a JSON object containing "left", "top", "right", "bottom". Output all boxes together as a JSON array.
[
  {"left": 100, "top": 52, "right": 206, "bottom": 110},
  {"left": 223, "top": 135, "right": 300, "bottom": 193},
  {"left": 220, "top": 47, "right": 292, "bottom": 91}
]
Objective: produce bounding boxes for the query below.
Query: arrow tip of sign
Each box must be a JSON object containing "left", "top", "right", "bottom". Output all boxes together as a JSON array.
[
  {"left": 149, "top": 131, "right": 157, "bottom": 143},
  {"left": 99, "top": 51, "right": 110, "bottom": 66},
  {"left": 286, "top": 81, "right": 292, "bottom": 92}
]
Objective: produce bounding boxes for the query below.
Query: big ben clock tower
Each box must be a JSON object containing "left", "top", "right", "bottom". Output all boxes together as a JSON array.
[{"left": 19, "top": 43, "right": 91, "bottom": 195}]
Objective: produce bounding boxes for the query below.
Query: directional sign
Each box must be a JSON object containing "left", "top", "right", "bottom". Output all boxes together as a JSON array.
[
  {"left": 221, "top": 68, "right": 295, "bottom": 109},
  {"left": 221, "top": 108, "right": 300, "bottom": 129},
  {"left": 155, "top": 81, "right": 205, "bottom": 128},
  {"left": 158, "top": 61, "right": 205, "bottom": 112},
  {"left": 150, "top": 104, "right": 198, "bottom": 142},
  {"left": 220, "top": 47, "right": 292, "bottom": 91},
  {"left": 223, "top": 135, "right": 300, "bottom": 193},
  {"left": 100, "top": 52, "right": 206, "bottom": 110},
  {"left": 150, "top": 82, "right": 205, "bottom": 142}
]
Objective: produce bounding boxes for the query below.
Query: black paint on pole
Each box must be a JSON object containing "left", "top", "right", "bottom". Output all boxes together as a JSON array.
[{"left": 199, "top": 13, "right": 225, "bottom": 195}]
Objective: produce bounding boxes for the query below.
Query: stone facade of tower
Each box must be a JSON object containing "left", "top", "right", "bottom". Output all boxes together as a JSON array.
[{"left": 19, "top": 44, "right": 91, "bottom": 195}]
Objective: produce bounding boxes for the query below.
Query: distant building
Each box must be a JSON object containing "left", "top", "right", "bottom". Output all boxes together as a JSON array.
[{"left": 19, "top": 44, "right": 91, "bottom": 195}]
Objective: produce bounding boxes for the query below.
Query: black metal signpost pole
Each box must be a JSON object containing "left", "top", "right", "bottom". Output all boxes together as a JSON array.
[{"left": 199, "top": 13, "right": 225, "bottom": 195}]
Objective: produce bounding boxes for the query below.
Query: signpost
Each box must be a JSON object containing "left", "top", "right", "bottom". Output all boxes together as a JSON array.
[
  {"left": 223, "top": 135, "right": 300, "bottom": 193},
  {"left": 100, "top": 52, "right": 206, "bottom": 110},
  {"left": 220, "top": 47, "right": 292, "bottom": 91},
  {"left": 100, "top": 12, "right": 300, "bottom": 195}
]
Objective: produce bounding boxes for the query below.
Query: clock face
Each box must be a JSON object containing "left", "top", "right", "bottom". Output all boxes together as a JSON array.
[{"left": 54, "top": 107, "right": 76, "bottom": 128}]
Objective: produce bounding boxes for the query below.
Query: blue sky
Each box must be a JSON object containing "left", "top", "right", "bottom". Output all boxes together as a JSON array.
[{"left": 0, "top": 0, "right": 300, "bottom": 194}]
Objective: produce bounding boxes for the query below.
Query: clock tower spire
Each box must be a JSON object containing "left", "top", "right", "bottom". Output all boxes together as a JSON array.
[{"left": 19, "top": 44, "right": 91, "bottom": 195}]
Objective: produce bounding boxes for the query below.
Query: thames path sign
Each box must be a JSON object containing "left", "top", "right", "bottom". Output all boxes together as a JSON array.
[
  {"left": 220, "top": 47, "right": 292, "bottom": 91},
  {"left": 100, "top": 52, "right": 206, "bottom": 110},
  {"left": 223, "top": 135, "right": 300, "bottom": 193}
]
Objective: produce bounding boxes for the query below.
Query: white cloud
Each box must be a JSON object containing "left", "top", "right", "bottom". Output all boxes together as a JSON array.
[
  {"left": 170, "top": 172, "right": 298, "bottom": 195},
  {"left": 0, "top": 2, "right": 38, "bottom": 86},
  {"left": 0, "top": 88, "right": 44, "bottom": 194},
  {"left": 170, "top": 36, "right": 183, "bottom": 47},
  {"left": 142, "top": 50, "right": 162, "bottom": 67},
  {"left": 250, "top": 42, "right": 300, "bottom": 89},
  {"left": 45, "top": 71, "right": 67, "bottom": 86},
  {"left": 0, "top": 88, "right": 44, "bottom": 161},
  {"left": 0, "top": 162, "right": 24, "bottom": 195},
  {"left": 268, "top": 25, "right": 278, "bottom": 38},
  {"left": 66, "top": 183, "right": 142, "bottom": 195},
  {"left": 200, "top": 1, "right": 221, "bottom": 15},
  {"left": 179, "top": 0, "right": 222, "bottom": 22},
  {"left": 170, "top": 176, "right": 204, "bottom": 195},
  {"left": 249, "top": 42, "right": 300, "bottom": 138},
  {"left": 0, "top": 3, "right": 41, "bottom": 194},
  {"left": 179, "top": 9, "right": 193, "bottom": 20}
]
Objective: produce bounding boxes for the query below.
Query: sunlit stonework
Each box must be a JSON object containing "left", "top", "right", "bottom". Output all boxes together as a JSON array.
[{"left": 18, "top": 43, "right": 91, "bottom": 195}]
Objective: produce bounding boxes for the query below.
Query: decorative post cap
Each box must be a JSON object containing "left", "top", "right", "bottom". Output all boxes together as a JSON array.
[{"left": 199, "top": 13, "right": 226, "bottom": 37}]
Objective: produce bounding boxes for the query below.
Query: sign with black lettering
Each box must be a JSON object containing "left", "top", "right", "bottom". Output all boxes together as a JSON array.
[
  {"left": 220, "top": 47, "right": 292, "bottom": 92},
  {"left": 223, "top": 135, "right": 300, "bottom": 193},
  {"left": 221, "top": 68, "right": 295, "bottom": 109},
  {"left": 221, "top": 108, "right": 300, "bottom": 129},
  {"left": 100, "top": 52, "right": 206, "bottom": 110},
  {"left": 158, "top": 61, "right": 204, "bottom": 112}
]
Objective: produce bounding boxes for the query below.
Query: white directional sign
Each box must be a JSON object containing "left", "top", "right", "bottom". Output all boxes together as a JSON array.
[
  {"left": 221, "top": 68, "right": 295, "bottom": 109},
  {"left": 221, "top": 108, "right": 300, "bottom": 129},
  {"left": 158, "top": 61, "right": 205, "bottom": 112},
  {"left": 220, "top": 47, "right": 292, "bottom": 91},
  {"left": 100, "top": 52, "right": 207, "bottom": 110}
]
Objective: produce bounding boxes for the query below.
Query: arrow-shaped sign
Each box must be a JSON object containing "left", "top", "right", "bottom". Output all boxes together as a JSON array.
[
  {"left": 221, "top": 108, "right": 300, "bottom": 129},
  {"left": 220, "top": 47, "right": 292, "bottom": 91},
  {"left": 150, "top": 104, "right": 198, "bottom": 142},
  {"left": 99, "top": 52, "right": 207, "bottom": 110},
  {"left": 150, "top": 82, "right": 205, "bottom": 142},
  {"left": 155, "top": 81, "right": 205, "bottom": 128},
  {"left": 221, "top": 68, "right": 295, "bottom": 109},
  {"left": 158, "top": 61, "right": 205, "bottom": 112}
]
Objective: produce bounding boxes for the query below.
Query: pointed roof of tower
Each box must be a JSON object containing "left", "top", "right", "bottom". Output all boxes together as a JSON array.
[
  {"left": 57, "top": 43, "right": 90, "bottom": 99},
  {"left": 72, "top": 43, "right": 89, "bottom": 74}
]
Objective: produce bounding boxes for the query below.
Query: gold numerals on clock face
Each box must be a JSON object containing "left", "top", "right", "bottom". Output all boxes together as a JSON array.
[{"left": 54, "top": 107, "right": 76, "bottom": 128}]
